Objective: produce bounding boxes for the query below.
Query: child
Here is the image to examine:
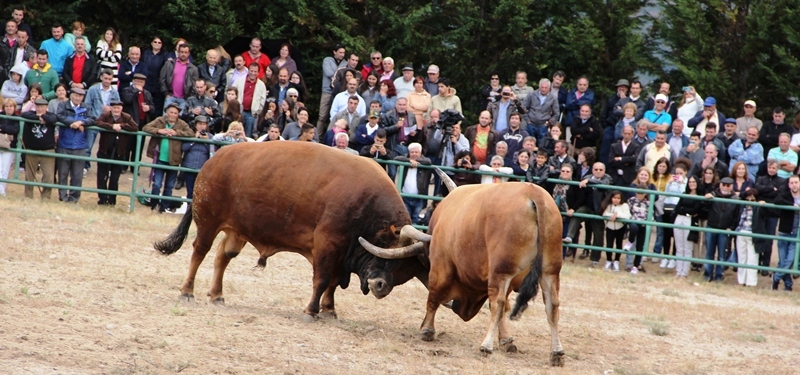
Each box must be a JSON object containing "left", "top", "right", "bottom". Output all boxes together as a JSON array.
[
  {"left": 625, "top": 184, "right": 651, "bottom": 274},
  {"left": 602, "top": 190, "right": 631, "bottom": 271},
  {"left": 537, "top": 124, "right": 561, "bottom": 158},
  {"left": 526, "top": 151, "right": 549, "bottom": 183}
]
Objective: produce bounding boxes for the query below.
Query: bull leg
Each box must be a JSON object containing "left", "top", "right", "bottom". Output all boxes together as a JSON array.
[
  {"left": 498, "top": 291, "right": 517, "bottom": 353},
  {"left": 179, "top": 233, "right": 215, "bottom": 302},
  {"left": 480, "top": 274, "right": 512, "bottom": 354},
  {"left": 319, "top": 283, "right": 339, "bottom": 319},
  {"left": 419, "top": 269, "right": 451, "bottom": 342},
  {"left": 303, "top": 274, "right": 330, "bottom": 322},
  {"left": 207, "top": 233, "right": 247, "bottom": 305},
  {"left": 541, "top": 272, "right": 564, "bottom": 366}
]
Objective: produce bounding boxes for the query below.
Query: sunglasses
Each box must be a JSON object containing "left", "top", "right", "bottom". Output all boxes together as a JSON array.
[
  {"left": 491, "top": 77, "right": 499, "bottom": 80},
  {"left": 656, "top": 100, "right": 666, "bottom": 104},
  {"left": 288, "top": 95, "right": 298, "bottom": 98},
  {"left": 372, "top": 57, "right": 382, "bottom": 60}
]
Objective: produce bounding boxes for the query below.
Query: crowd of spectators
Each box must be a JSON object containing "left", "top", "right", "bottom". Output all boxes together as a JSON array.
[{"left": 0, "top": 6, "right": 797, "bottom": 290}]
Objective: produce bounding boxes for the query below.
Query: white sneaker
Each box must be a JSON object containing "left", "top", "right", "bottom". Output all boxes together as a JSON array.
[
  {"left": 652, "top": 256, "right": 660, "bottom": 263},
  {"left": 613, "top": 260, "right": 620, "bottom": 272},
  {"left": 659, "top": 258, "right": 668, "bottom": 268},
  {"left": 642, "top": 256, "right": 647, "bottom": 263},
  {"left": 605, "top": 261, "right": 612, "bottom": 270},
  {"left": 623, "top": 242, "right": 633, "bottom": 251},
  {"left": 667, "top": 259, "right": 676, "bottom": 269},
  {"left": 630, "top": 266, "right": 639, "bottom": 274},
  {"left": 83, "top": 168, "right": 88, "bottom": 177},
  {"left": 562, "top": 237, "right": 572, "bottom": 244}
]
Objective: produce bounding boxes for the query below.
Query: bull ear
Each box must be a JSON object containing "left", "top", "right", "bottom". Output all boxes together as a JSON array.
[
  {"left": 434, "top": 167, "right": 457, "bottom": 192},
  {"left": 390, "top": 224, "right": 397, "bottom": 235}
]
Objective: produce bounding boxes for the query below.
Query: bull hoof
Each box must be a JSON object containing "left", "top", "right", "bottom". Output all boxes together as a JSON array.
[
  {"left": 302, "top": 314, "right": 319, "bottom": 323},
  {"left": 500, "top": 337, "right": 517, "bottom": 353},
  {"left": 180, "top": 293, "right": 195, "bottom": 303},
  {"left": 211, "top": 297, "right": 225, "bottom": 306},
  {"left": 550, "top": 350, "right": 565, "bottom": 367},
  {"left": 319, "top": 311, "right": 338, "bottom": 320},
  {"left": 480, "top": 345, "right": 493, "bottom": 355},
  {"left": 420, "top": 328, "right": 436, "bottom": 342}
]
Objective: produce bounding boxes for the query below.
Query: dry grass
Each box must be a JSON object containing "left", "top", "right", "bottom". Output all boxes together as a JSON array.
[{"left": 1, "top": 196, "right": 800, "bottom": 374}]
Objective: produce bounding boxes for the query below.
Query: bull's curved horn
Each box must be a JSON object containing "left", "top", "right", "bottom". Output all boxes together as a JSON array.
[
  {"left": 434, "top": 167, "right": 457, "bottom": 193},
  {"left": 400, "top": 225, "right": 431, "bottom": 243},
  {"left": 358, "top": 237, "right": 426, "bottom": 259}
]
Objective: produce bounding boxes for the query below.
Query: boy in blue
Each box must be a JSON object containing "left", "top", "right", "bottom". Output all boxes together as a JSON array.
[{"left": 55, "top": 88, "right": 94, "bottom": 202}]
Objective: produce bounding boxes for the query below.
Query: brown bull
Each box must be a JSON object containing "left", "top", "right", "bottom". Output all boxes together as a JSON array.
[
  {"left": 360, "top": 172, "right": 565, "bottom": 365},
  {"left": 154, "top": 142, "right": 429, "bottom": 320}
]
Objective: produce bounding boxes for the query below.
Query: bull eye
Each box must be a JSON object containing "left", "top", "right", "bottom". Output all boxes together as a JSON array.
[{"left": 390, "top": 224, "right": 397, "bottom": 234}]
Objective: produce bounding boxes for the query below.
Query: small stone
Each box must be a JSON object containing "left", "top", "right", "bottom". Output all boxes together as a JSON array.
[
  {"left": 364, "top": 326, "right": 376, "bottom": 333},
  {"left": 322, "top": 352, "right": 330, "bottom": 358},
  {"left": 58, "top": 318, "right": 64, "bottom": 322},
  {"left": 49, "top": 254, "right": 56, "bottom": 259},
  {"left": 106, "top": 324, "right": 116, "bottom": 330}
]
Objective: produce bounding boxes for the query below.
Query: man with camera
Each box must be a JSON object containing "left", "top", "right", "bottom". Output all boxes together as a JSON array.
[
  {"left": 94, "top": 100, "right": 138, "bottom": 206},
  {"left": 487, "top": 85, "right": 526, "bottom": 134},
  {"left": 359, "top": 128, "right": 395, "bottom": 168}
]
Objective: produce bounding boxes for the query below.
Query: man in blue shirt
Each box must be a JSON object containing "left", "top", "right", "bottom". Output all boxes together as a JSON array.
[
  {"left": 639, "top": 93, "right": 672, "bottom": 139},
  {"left": 39, "top": 23, "right": 74, "bottom": 76}
]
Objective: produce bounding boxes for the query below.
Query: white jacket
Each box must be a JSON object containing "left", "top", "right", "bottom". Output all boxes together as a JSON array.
[
  {"left": 232, "top": 76, "right": 268, "bottom": 116},
  {"left": 603, "top": 203, "right": 631, "bottom": 230}
]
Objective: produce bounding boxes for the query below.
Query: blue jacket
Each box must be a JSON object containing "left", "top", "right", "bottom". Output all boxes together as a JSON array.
[
  {"left": 56, "top": 101, "right": 95, "bottom": 150},
  {"left": 142, "top": 48, "right": 168, "bottom": 93},
  {"left": 181, "top": 140, "right": 211, "bottom": 170},
  {"left": 39, "top": 38, "right": 74, "bottom": 75},
  {"left": 355, "top": 125, "right": 379, "bottom": 146},
  {"left": 118, "top": 59, "right": 150, "bottom": 89},
  {"left": 85, "top": 84, "right": 121, "bottom": 119},
  {"left": 727, "top": 139, "right": 764, "bottom": 180},
  {"left": 564, "top": 88, "right": 595, "bottom": 126}
]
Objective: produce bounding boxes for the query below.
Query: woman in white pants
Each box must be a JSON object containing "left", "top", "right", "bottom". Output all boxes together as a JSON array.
[
  {"left": 734, "top": 191, "right": 760, "bottom": 287},
  {"left": 672, "top": 176, "right": 702, "bottom": 278},
  {"left": 0, "top": 99, "right": 21, "bottom": 196}
]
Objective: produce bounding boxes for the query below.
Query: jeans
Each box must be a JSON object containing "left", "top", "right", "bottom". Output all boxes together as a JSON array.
[
  {"left": 598, "top": 126, "right": 615, "bottom": 165},
  {"left": 151, "top": 159, "right": 178, "bottom": 211},
  {"left": 526, "top": 123, "right": 548, "bottom": 142},
  {"left": 390, "top": 143, "right": 410, "bottom": 180},
  {"left": 242, "top": 111, "right": 255, "bottom": 138},
  {"left": 562, "top": 217, "right": 571, "bottom": 258},
  {"left": 163, "top": 97, "right": 186, "bottom": 114},
  {"left": 84, "top": 129, "right": 98, "bottom": 170},
  {"left": 184, "top": 172, "right": 198, "bottom": 199},
  {"left": 56, "top": 147, "right": 85, "bottom": 202},
  {"left": 704, "top": 231, "right": 729, "bottom": 280},
  {"left": 96, "top": 151, "right": 123, "bottom": 205},
  {"left": 774, "top": 232, "right": 797, "bottom": 289},
  {"left": 403, "top": 197, "right": 425, "bottom": 224},
  {"left": 653, "top": 213, "right": 664, "bottom": 254},
  {"left": 627, "top": 222, "right": 647, "bottom": 268}
]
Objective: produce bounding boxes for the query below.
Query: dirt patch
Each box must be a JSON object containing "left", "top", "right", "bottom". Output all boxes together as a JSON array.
[{"left": 1, "top": 197, "right": 799, "bottom": 374}]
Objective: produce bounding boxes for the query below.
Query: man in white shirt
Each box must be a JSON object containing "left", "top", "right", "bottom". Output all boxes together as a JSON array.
[
  {"left": 393, "top": 65, "right": 415, "bottom": 98},
  {"left": 395, "top": 142, "right": 432, "bottom": 224}
]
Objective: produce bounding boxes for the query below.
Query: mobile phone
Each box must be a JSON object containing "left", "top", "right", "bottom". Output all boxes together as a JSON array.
[{"left": 682, "top": 86, "right": 690, "bottom": 92}]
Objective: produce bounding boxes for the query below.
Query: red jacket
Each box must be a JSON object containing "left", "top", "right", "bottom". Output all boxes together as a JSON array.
[{"left": 242, "top": 52, "right": 271, "bottom": 79}]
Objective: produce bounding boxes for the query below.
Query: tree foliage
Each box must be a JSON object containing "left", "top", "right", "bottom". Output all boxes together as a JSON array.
[{"left": 8, "top": 0, "right": 798, "bottom": 121}]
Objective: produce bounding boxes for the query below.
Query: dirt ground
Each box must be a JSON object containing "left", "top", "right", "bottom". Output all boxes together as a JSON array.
[{"left": 1, "top": 190, "right": 800, "bottom": 374}]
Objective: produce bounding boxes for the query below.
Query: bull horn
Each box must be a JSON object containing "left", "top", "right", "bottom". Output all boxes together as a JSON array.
[
  {"left": 358, "top": 237, "right": 426, "bottom": 259},
  {"left": 400, "top": 225, "right": 431, "bottom": 243},
  {"left": 434, "top": 167, "right": 457, "bottom": 193}
]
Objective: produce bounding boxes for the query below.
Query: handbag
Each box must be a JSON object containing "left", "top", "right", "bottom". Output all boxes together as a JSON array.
[{"left": 0, "top": 134, "right": 12, "bottom": 149}]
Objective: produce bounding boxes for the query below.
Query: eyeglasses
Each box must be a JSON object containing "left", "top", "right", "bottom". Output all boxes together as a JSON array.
[
  {"left": 152, "top": 41, "right": 162, "bottom": 44},
  {"left": 491, "top": 77, "right": 499, "bottom": 81},
  {"left": 372, "top": 57, "right": 382, "bottom": 60}
]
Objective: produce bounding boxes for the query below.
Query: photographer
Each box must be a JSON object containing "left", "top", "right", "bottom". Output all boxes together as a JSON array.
[
  {"left": 452, "top": 150, "right": 480, "bottom": 186},
  {"left": 212, "top": 121, "right": 253, "bottom": 145},
  {"left": 181, "top": 116, "right": 212, "bottom": 199},
  {"left": 431, "top": 110, "right": 469, "bottom": 194},
  {"left": 359, "top": 128, "right": 395, "bottom": 168}
]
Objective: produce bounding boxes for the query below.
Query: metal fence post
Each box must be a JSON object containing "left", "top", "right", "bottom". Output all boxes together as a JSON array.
[{"left": 129, "top": 131, "right": 144, "bottom": 213}]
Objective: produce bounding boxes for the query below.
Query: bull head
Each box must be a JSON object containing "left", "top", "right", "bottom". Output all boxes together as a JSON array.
[{"left": 359, "top": 225, "right": 430, "bottom": 260}]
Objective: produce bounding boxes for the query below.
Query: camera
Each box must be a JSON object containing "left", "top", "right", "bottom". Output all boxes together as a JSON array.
[
  {"left": 200, "top": 130, "right": 207, "bottom": 136},
  {"left": 682, "top": 86, "right": 691, "bottom": 92},
  {"left": 436, "top": 109, "right": 465, "bottom": 137},
  {"left": 502, "top": 91, "right": 511, "bottom": 96},
  {"left": 234, "top": 131, "right": 241, "bottom": 136}
]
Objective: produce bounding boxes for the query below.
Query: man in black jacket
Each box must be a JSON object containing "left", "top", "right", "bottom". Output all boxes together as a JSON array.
[
  {"left": 20, "top": 98, "right": 58, "bottom": 199},
  {"left": 702, "top": 177, "right": 740, "bottom": 282},
  {"left": 608, "top": 124, "right": 641, "bottom": 186},
  {"left": 120, "top": 73, "right": 155, "bottom": 172},
  {"left": 118, "top": 46, "right": 149, "bottom": 89},
  {"left": 599, "top": 79, "right": 629, "bottom": 164},
  {"left": 771, "top": 175, "right": 799, "bottom": 291},
  {"left": 197, "top": 49, "right": 226, "bottom": 102},
  {"left": 395, "top": 143, "right": 432, "bottom": 224},
  {"left": 563, "top": 162, "right": 613, "bottom": 266},
  {"left": 758, "top": 107, "right": 792, "bottom": 161},
  {"left": 62, "top": 38, "right": 97, "bottom": 90},
  {"left": 754, "top": 159, "right": 785, "bottom": 273}
]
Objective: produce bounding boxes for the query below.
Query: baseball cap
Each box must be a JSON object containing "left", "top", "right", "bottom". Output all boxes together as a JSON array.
[
  {"left": 369, "top": 110, "right": 380, "bottom": 119},
  {"left": 427, "top": 65, "right": 439, "bottom": 74},
  {"left": 654, "top": 94, "right": 668, "bottom": 102},
  {"left": 744, "top": 100, "right": 756, "bottom": 108},
  {"left": 704, "top": 97, "right": 716, "bottom": 106}
]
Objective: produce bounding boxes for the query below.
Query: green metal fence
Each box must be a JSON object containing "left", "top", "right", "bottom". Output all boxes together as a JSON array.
[{"left": 1, "top": 112, "right": 797, "bottom": 276}]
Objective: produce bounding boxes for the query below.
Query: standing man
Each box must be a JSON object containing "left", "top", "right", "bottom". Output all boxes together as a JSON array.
[
  {"left": 702, "top": 177, "right": 740, "bottom": 282},
  {"left": 772, "top": 175, "right": 800, "bottom": 291},
  {"left": 547, "top": 140, "right": 578, "bottom": 178},
  {"left": 143, "top": 103, "right": 195, "bottom": 213},
  {"left": 394, "top": 143, "right": 432, "bottom": 224},
  {"left": 267, "top": 67, "right": 294, "bottom": 104},
  {"left": 639, "top": 93, "right": 673, "bottom": 139},
  {"left": 424, "top": 65, "right": 440, "bottom": 96},
  {"left": 329, "top": 78, "right": 366, "bottom": 122},
  {"left": 599, "top": 79, "right": 629, "bottom": 164},
  {"left": 464, "top": 110, "right": 499, "bottom": 166},
  {"left": 645, "top": 81, "right": 678, "bottom": 119},
  {"left": 766, "top": 133, "right": 797, "bottom": 179},
  {"left": 613, "top": 80, "right": 646, "bottom": 121},
  {"left": 563, "top": 76, "right": 594, "bottom": 128},
  {"left": 563, "top": 162, "right": 613, "bottom": 267},
  {"left": 394, "top": 64, "right": 415, "bottom": 98},
  {"left": 181, "top": 79, "right": 221, "bottom": 129},
  {"left": 551, "top": 70, "right": 568, "bottom": 116},
  {"left": 758, "top": 107, "right": 792, "bottom": 161},
  {"left": 93, "top": 100, "right": 138, "bottom": 206},
  {"left": 688, "top": 97, "right": 725, "bottom": 135},
  {"left": 360, "top": 51, "right": 382, "bottom": 80},
  {"left": 380, "top": 57, "right": 398, "bottom": 82},
  {"left": 727, "top": 126, "right": 763, "bottom": 180},
  {"left": 160, "top": 43, "right": 198, "bottom": 113},
  {"left": 118, "top": 46, "right": 149, "bottom": 89},
  {"left": 716, "top": 118, "right": 740, "bottom": 165},
  {"left": 511, "top": 71, "right": 534, "bottom": 103},
  {"left": 62, "top": 38, "right": 98, "bottom": 91},
  {"left": 143, "top": 37, "right": 168, "bottom": 114},
  {"left": 0, "top": 20, "right": 17, "bottom": 82},
  {"left": 84, "top": 69, "right": 121, "bottom": 174},
  {"left": 233, "top": 62, "right": 267, "bottom": 138},
  {"left": 55, "top": 88, "right": 95, "bottom": 203},
  {"left": 197, "top": 49, "right": 225, "bottom": 102},
  {"left": 499, "top": 112, "right": 529, "bottom": 156},
  {"left": 522, "top": 78, "right": 560, "bottom": 141},
  {"left": 666, "top": 119, "right": 689, "bottom": 161},
  {"left": 120, "top": 73, "right": 154, "bottom": 171},
  {"left": 39, "top": 23, "right": 74, "bottom": 76},
  {"left": 20, "top": 98, "right": 57, "bottom": 199},
  {"left": 316, "top": 43, "right": 347, "bottom": 135},
  {"left": 226, "top": 55, "right": 248, "bottom": 92},
  {"left": 736, "top": 100, "right": 762, "bottom": 139},
  {"left": 241, "top": 38, "right": 270, "bottom": 79},
  {"left": 608, "top": 125, "right": 642, "bottom": 186},
  {"left": 487, "top": 85, "right": 526, "bottom": 134},
  {"left": 8, "top": 29, "right": 35, "bottom": 73},
  {"left": 24, "top": 50, "right": 60, "bottom": 100},
  {"left": 10, "top": 5, "right": 33, "bottom": 45}
]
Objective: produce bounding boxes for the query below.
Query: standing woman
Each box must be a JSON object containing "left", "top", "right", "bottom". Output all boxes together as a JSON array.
[
  {"left": 661, "top": 158, "right": 690, "bottom": 269},
  {"left": 673, "top": 176, "right": 702, "bottom": 278},
  {"left": 143, "top": 36, "right": 168, "bottom": 114},
  {"left": 601, "top": 190, "right": 631, "bottom": 271},
  {"left": 96, "top": 28, "right": 123, "bottom": 86},
  {"left": 730, "top": 161, "right": 755, "bottom": 197},
  {"left": 510, "top": 149, "right": 531, "bottom": 176},
  {"left": 47, "top": 83, "right": 69, "bottom": 114},
  {"left": 625, "top": 183, "right": 653, "bottom": 274},
  {"left": 693, "top": 166, "right": 720, "bottom": 271},
  {"left": 273, "top": 43, "right": 297, "bottom": 75},
  {"left": 651, "top": 157, "right": 672, "bottom": 263},
  {"left": 677, "top": 86, "right": 703, "bottom": 135},
  {"left": 407, "top": 76, "right": 431, "bottom": 126},
  {"left": 378, "top": 80, "right": 398, "bottom": 113},
  {"left": 0, "top": 99, "right": 20, "bottom": 196}
]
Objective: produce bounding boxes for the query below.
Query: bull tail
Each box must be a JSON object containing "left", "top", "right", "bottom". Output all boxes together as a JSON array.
[
  {"left": 510, "top": 198, "right": 545, "bottom": 320},
  {"left": 154, "top": 204, "right": 193, "bottom": 255}
]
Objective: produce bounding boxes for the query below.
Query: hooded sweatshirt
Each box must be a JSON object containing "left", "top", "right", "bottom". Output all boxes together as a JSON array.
[
  {"left": 428, "top": 87, "right": 463, "bottom": 117},
  {"left": 0, "top": 64, "right": 29, "bottom": 104}
]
